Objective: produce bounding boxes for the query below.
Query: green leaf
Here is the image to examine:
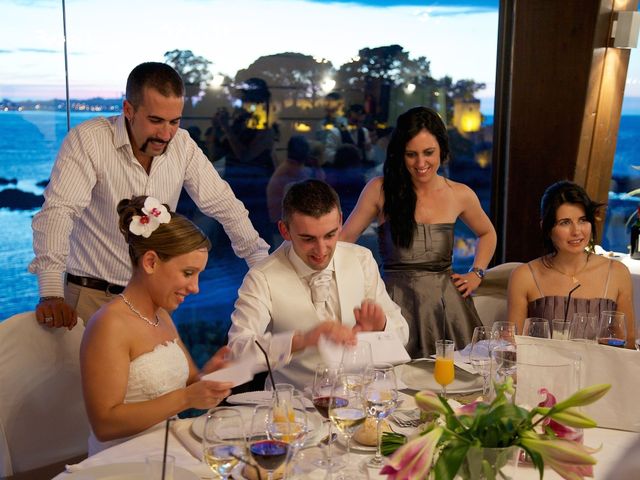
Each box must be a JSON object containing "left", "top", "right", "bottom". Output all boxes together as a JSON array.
[{"left": 434, "top": 444, "right": 470, "bottom": 480}]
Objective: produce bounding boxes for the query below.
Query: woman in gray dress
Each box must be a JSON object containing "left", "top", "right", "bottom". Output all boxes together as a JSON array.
[
  {"left": 340, "top": 107, "right": 496, "bottom": 357},
  {"left": 507, "top": 181, "right": 635, "bottom": 347}
]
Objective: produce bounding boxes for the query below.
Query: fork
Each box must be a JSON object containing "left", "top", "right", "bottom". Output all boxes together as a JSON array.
[{"left": 391, "top": 410, "right": 422, "bottom": 428}]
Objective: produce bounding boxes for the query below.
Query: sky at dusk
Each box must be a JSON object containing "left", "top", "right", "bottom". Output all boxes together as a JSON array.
[{"left": 1, "top": 0, "right": 638, "bottom": 113}]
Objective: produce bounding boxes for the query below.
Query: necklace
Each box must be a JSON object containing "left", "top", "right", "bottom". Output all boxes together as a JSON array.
[
  {"left": 548, "top": 253, "right": 590, "bottom": 283},
  {"left": 118, "top": 293, "right": 160, "bottom": 327}
]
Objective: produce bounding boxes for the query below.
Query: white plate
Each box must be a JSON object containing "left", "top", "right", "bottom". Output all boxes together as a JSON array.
[
  {"left": 190, "top": 406, "right": 324, "bottom": 446},
  {"left": 398, "top": 358, "right": 483, "bottom": 394},
  {"left": 227, "top": 391, "right": 314, "bottom": 409},
  {"left": 335, "top": 433, "right": 377, "bottom": 452},
  {"left": 64, "top": 462, "right": 198, "bottom": 479}
]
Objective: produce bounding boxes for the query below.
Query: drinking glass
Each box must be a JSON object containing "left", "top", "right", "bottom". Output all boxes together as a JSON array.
[
  {"left": 248, "top": 405, "right": 290, "bottom": 480},
  {"left": 202, "top": 407, "right": 246, "bottom": 480},
  {"left": 364, "top": 363, "right": 398, "bottom": 468},
  {"left": 552, "top": 319, "right": 570, "bottom": 340},
  {"left": 469, "top": 326, "right": 492, "bottom": 398},
  {"left": 569, "top": 313, "right": 598, "bottom": 343},
  {"left": 268, "top": 398, "right": 309, "bottom": 472},
  {"left": 271, "top": 383, "right": 296, "bottom": 424},
  {"left": 490, "top": 322, "right": 517, "bottom": 385},
  {"left": 341, "top": 340, "right": 373, "bottom": 376},
  {"left": 329, "top": 373, "right": 367, "bottom": 479},
  {"left": 597, "top": 311, "right": 627, "bottom": 348},
  {"left": 311, "top": 363, "right": 343, "bottom": 469},
  {"left": 434, "top": 339, "right": 455, "bottom": 398},
  {"left": 522, "top": 317, "right": 551, "bottom": 338}
]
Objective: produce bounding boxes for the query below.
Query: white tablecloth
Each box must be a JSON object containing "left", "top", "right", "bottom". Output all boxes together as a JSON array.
[{"left": 53, "top": 412, "right": 639, "bottom": 479}]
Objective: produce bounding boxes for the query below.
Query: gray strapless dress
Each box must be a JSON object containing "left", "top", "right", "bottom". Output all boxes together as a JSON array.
[
  {"left": 378, "top": 222, "right": 482, "bottom": 358},
  {"left": 526, "top": 261, "right": 617, "bottom": 322}
]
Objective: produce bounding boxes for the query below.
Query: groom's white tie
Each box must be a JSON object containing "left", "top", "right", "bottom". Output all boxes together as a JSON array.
[{"left": 309, "top": 270, "right": 334, "bottom": 320}]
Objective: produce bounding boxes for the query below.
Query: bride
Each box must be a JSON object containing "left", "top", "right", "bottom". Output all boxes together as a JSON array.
[{"left": 81, "top": 195, "right": 233, "bottom": 454}]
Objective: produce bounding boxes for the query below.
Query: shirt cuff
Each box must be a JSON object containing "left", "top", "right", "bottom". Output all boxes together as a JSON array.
[
  {"left": 244, "top": 240, "right": 271, "bottom": 268},
  {"left": 37, "top": 271, "right": 66, "bottom": 298},
  {"left": 269, "top": 331, "right": 295, "bottom": 369}
]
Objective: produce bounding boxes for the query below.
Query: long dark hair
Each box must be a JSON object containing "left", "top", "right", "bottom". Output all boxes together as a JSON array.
[
  {"left": 382, "top": 106, "right": 450, "bottom": 248},
  {"left": 540, "top": 180, "right": 603, "bottom": 261}
]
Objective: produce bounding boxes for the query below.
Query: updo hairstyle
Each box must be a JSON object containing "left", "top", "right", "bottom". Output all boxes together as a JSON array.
[{"left": 117, "top": 196, "right": 211, "bottom": 267}]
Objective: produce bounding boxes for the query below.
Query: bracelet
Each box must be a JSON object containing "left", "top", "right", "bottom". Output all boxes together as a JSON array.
[{"left": 39, "top": 296, "right": 64, "bottom": 303}]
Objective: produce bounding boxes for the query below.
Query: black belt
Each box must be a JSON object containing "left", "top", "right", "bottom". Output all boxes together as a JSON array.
[{"left": 66, "top": 273, "right": 125, "bottom": 295}]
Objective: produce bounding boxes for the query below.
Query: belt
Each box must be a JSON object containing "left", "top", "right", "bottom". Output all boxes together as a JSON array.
[{"left": 66, "top": 273, "right": 125, "bottom": 295}]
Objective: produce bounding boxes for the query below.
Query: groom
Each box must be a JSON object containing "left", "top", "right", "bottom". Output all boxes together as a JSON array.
[{"left": 227, "top": 179, "right": 408, "bottom": 389}]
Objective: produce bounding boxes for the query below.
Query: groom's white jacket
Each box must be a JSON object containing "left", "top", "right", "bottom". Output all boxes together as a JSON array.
[{"left": 227, "top": 241, "right": 409, "bottom": 389}]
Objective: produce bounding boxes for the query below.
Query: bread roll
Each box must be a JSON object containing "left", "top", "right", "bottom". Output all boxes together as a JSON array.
[{"left": 352, "top": 417, "right": 391, "bottom": 446}]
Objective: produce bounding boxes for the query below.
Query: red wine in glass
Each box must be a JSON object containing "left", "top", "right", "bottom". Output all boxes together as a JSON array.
[
  {"left": 249, "top": 439, "right": 289, "bottom": 471},
  {"left": 313, "top": 396, "right": 348, "bottom": 419}
]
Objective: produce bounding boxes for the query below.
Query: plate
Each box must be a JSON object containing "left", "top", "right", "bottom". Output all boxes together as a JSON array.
[
  {"left": 190, "top": 406, "right": 324, "bottom": 446},
  {"left": 65, "top": 462, "right": 198, "bottom": 479},
  {"left": 335, "top": 433, "right": 377, "bottom": 452},
  {"left": 398, "top": 358, "right": 483, "bottom": 394},
  {"left": 227, "top": 391, "right": 314, "bottom": 409}
]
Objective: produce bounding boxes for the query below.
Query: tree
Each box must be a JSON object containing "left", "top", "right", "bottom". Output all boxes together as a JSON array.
[{"left": 164, "top": 49, "right": 213, "bottom": 93}]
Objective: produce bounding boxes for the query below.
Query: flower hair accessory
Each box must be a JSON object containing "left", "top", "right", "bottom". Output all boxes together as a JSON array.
[{"left": 129, "top": 197, "right": 170, "bottom": 238}]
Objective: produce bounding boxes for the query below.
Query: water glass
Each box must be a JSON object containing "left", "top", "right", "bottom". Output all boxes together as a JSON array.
[
  {"left": 522, "top": 317, "right": 551, "bottom": 338},
  {"left": 597, "top": 311, "right": 627, "bottom": 348},
  {"left": 364, "top": 363, "right": 397, "bottom": 467},
  {"left": 569, "top": 313, "right": 598, "bottom": 343},
  {"left": 552, "top": 319, "right": 570, "bottom": 340},
  {"left": 341, "top": 340, "right": 373, "bottom": 375}
]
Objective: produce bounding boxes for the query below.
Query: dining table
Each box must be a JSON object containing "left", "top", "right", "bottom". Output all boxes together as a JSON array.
[{"left": 53, "top": 362, "right": 640, "bottom": 480}]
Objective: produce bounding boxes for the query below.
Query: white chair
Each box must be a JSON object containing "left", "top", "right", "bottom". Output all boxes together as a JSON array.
[
  {"left": 0, "top": 312, "right": 89, "bottom": 478},
  {"left": 472, "top": 262, "right": 523, "bottom": 328}
]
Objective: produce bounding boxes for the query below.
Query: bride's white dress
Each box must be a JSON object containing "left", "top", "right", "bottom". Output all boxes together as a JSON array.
[{"left": 88, "top": 338, "right": 189, "bottom": 455}]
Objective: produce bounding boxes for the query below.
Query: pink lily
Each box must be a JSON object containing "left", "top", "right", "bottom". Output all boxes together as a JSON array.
[
  {"left": 455, "top": 400, "right": 483, "bottom": 416},
  {"left": 415, "top": 390, "right": 447, "bottom": 415},
  {"left": 380, "top": 427, "right": 443, "bottom": 480},
  {"left": 538, "top": 388, "right": 587, "bottom": 439},
  {"left": 521, "top": 437, "right": 596, "bottom": 480}
]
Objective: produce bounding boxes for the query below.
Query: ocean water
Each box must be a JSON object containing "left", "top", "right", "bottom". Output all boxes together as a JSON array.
[{"left": 1, "top": 111, "right": 638, "bottom": 321}]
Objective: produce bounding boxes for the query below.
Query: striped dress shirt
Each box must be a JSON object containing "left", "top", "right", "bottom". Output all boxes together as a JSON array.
[{"left": 29, "top": 114, "right": 270, "bottom": 298}]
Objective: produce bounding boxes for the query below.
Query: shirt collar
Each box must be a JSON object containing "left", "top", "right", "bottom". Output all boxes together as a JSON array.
[
  {"left": 114, "top": 114, "right": 132, "bottom": 150},
  {"left": 286, "top": 243, "right": 335, "bottom": 280}
]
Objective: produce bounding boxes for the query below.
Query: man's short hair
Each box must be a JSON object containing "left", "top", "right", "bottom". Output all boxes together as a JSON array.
[
  {"left": 287, "top": 135, "right": 310, "bottom": 164},
  {"left": 126, "top": 62, "right": 184, "bottom": 108},
  {"left": 281, "top": 180, "right": 341, "bottom": 224},
  {"left": 348, "top": 104, "right": 365, "bottom": 115}
]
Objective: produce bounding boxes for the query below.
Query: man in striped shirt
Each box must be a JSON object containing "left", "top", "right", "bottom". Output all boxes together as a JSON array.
[{"left": 29, "top": 62, "right": 270, "bottom": 329}]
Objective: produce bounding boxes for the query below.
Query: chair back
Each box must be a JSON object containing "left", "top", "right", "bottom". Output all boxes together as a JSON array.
[
  {"left": 473, "top": 262, "right": 523, "bottom": 328},
  {"left": 0, "top": 312, "right": 88, "bottom": 477}
]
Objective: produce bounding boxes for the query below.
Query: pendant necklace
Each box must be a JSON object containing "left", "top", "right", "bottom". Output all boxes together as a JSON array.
[
  {"left": 549, "top": 253, "right": 590, "bottom": 283},
  {"left": 118, "top": 293, "right": 160, "bottom": 327}
]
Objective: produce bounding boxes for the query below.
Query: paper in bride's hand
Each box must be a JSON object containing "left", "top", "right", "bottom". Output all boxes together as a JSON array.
[{"left": 201, "top": 358, "right": 255, "bottom": 387}]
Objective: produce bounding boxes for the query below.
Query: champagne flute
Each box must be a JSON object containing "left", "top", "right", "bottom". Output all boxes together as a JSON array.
[
  {"left": 311, "top": 362, "right": 343, "bottom": 469},
  {"left": 248, "top": 405, "right": 290, "bottom": 480},
  {"left": 434, "top": 339, "right": 455, "bottom": 398},
  {"left": 522, "top": 317, "right": 551, "bottom": 338},
  {"left": 469, "top": 326, "right": 491, "bottom": 398},
  {"left": 364, "top": 363, "right": 398, "bottom": 467},
  {"left": 597, "top": 310, "right": 627, "bottom": 347},
  {"left": 329, "top": 373, "right": 367, "bottom": 479},
  {"left": 202, "top": 407, "right": 246, "bottom": 480}
]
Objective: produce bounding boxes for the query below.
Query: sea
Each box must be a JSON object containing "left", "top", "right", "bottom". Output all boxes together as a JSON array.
[{"left": 1, "top": 111, "right": 639, "bottom": 321}]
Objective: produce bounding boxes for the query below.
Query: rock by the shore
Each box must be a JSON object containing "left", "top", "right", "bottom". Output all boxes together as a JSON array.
[
  {"left": 0, "top": 189, "right": 44, "bottom": 210},
  {"left": 36, "top": 179, "right": 50, "bottom": 188},
  {"left": 0, "top": 177, "right": 17, "bottom": 186}
]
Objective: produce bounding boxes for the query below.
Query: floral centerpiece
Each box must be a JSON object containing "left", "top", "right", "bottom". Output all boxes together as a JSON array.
[{"left": 381, "top": 379, "right": 610, "bottom": 480}]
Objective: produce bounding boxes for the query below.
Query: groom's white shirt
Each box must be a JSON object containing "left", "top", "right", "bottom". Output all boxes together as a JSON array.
[{"left": 227, "top": 241, "right": 409, "bottom": 389}]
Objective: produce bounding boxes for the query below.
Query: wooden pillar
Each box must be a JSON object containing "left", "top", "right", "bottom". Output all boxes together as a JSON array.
[{"left": 492, "top": 0, "right": 638, "bottom": 263}]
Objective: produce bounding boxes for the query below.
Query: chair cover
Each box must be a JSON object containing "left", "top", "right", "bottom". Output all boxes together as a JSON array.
[
  {"left": 473, "top": 262, "right": 522, "bottom": 328},
  {"left": 0, "top": 312, "right": 88, "bottom": 476}
]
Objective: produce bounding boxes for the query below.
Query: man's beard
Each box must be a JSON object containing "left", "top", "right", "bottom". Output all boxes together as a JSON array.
[{"left": 140, "top": 137, "right": 169, "bottom": 155}]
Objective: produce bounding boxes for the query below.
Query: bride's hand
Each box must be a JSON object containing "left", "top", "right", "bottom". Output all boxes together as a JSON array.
[
  {"left": 185, "top": 379, "right": 233, "bottom": 409},
  {"left": 200, "top": 345, "right": 231, "bottom": 375}
]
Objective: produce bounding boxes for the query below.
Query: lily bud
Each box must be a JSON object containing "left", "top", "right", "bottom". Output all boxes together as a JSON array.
[
  {"left": 553, "top": 384, "right": 611, "bottom": 411},
  {"left": 546, "top": 408, "right": 598, "bottom": 429},
  {"left": 520, "top": 437, "right": 596, "bottom": 466},
  {"left": 415, "top": 390, "right": 447, "bottom": 415}
]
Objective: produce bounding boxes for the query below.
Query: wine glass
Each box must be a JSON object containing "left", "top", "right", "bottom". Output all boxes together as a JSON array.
[
  {"left": 248, "top": 405, "right": 290, "bottom": 480},
  {"left": 569, "top": 313, "right": 598, "bottom": 343},
  {"left": 311, "top": 362, "right": 343, "bottom": 469},
  {"left": 341, "top": 340, "right": 373, "bottom": 376},
  {"left": 364, "top": 363, "right": 398, "bottom": 468},
  {"left": 329, "top": 373, "right": 367, "bottom": 479},
  {"left": 597, "top": 310, "right": 627, "bottom": 348},
  {"left": 522, "top": 317, "right": 551, "bottom": 338},
  {"left": 469, "top": 326, "right": 491, "bottom": 398},
  {"left": 202, "top": 407, "right": 246, "bottom": 480},
  {"left": 490, "top": 322, "right": 517, "bottom": 384},
  {"left": 434, "top": 339, "right": 455, "bottom": 398}
]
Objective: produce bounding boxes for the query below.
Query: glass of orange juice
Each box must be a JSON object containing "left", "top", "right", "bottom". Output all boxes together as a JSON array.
[{"left": 434, "top": 339, "right": 455, "bottom": 398}]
